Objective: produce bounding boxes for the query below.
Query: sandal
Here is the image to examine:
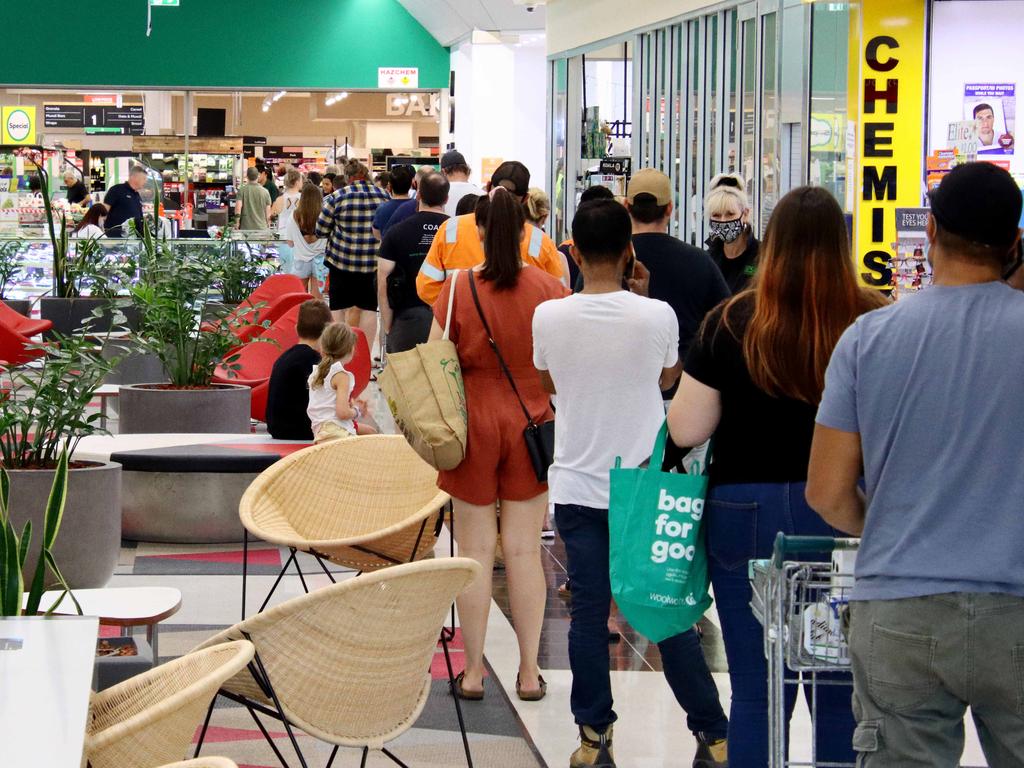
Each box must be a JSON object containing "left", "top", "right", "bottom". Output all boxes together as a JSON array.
[
  {"left": 452, "top": 671, "right": 484, "bottom": 701},
  {"left": 516, "top": 674, "right": 547, "bottom": 702}
]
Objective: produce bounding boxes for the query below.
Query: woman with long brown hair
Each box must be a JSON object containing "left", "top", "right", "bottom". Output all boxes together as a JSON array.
[
  {"left": 284, "top": 181, "right": 326, "bottom": 300},
  {"left": 427, "top": 186, "right": 569, "bottom": 702},
  {"left": 667, "top": 186, "right": 886, "bottom": 767}
]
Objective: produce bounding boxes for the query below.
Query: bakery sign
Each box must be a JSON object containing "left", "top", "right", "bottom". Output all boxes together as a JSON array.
[{"left": 378, "top": 67, "right": 419, "bottom": 89}]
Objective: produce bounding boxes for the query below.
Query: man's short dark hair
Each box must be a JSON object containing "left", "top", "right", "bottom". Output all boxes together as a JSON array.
[
  {"left": 580, "top": 185, "right": 615, "bottom": 204},
  {"left": 572, "top": 200, "right": 632, "bottom": 265},
  {"left": 973, "top": 102, "right": 994, "bottom": 118},
  {"left": 418, "top": 172, "right": 451, "bottom": 208},
  {"left": 628, "top": 193, "right": 670, "bottom": 224},
  {"left": 296, "top": 299, "right": 332, "bottom": 340},
  {"left": 443, "top": 162, "right": 471, "bottom": 177},
  {"left": 256, "top": 164, "right": 270, "bottom": 177},
  {"left": 455, "top": 193, "right": 481, "bottom": 217},
  {"left": 389, "top": 165, "right": 415, "bottom": 196},
  {"left": 307, "top": 171, "right": 323, "bottom": 186}
]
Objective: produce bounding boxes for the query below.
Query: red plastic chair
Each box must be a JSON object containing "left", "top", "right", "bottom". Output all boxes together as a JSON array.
[
  {"left": 232, "top": 292, "right": 312, "bottom": 344},
  {"left": 0, "top": 300, "right": 51, "bottom": 337},
  {"left": 0, "top": 319, "right": 44, "bottom": 367},
  {"left": 202, "top": 273, "right": 306, "bottom": 336},
  {"left": 213, "top": 304, "right": 303, "bottom": 387}
]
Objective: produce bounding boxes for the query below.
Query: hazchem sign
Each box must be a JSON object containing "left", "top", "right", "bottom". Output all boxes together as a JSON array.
[
  {"left": 854, "top": 0, "right": 926, "bottom": 289},
  {"left": 378, "top": 68, "right": 419, "bottom": 89},
  {"left": 2, "top": 106, "right": 36, "bottom": 145}
]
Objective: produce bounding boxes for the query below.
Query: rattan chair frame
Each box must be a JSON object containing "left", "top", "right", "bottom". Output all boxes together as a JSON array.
[
  {"left": 238, "top": 436, "right": 450, "bottom": 617},
  {"left": 192, "top": 558, "right": 481, "bottom": 768}
]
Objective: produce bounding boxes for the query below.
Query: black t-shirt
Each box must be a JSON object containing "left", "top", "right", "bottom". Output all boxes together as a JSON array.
[
  {"left": 684, "top": 296, "right": 818, "bottom": 485},
  {"left": 66, "top": 181, "right": 89, "bottom": 205},
  {"left": 103, "top": 182, "right": 143, "bottom": 238},
  {"left": 379, "top": 211, "right": 448, "bottom": 314},
  {"left": 632, "top": 232, "right": 730, "bottom": 363},
  {"left": 709, "top": 235, "right": 760, "bottom": 295},
  {"left": 266, "top": 344, "right": 320, "bottom": 440}
]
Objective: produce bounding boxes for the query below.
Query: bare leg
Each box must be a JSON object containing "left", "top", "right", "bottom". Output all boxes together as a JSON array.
[
  {"left": 498, "top": 492, "right": 548, "bottom": 692},
  {"left": 346, "top": 307, "right": 361, "bottom": 326},
  {"left": 306, "top": 276, "right": 322, "bottom": 301},
  {"left": 451, "top": 497, "right": 498, "bottom": 693},
  {"left": 357, "top": 309, "right": 378, "bottom": 354},
  {"left": 331, "top": 308, "right": 346, "bottom": 323}
]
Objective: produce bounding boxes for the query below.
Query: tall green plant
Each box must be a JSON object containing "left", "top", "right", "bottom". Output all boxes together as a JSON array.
[
  {"left": 0, "top": 450, "right": 79, "bottom": 617},
  {"left": 218, "top": 239, "right": 272, "bottom": 305},
  {"left": 0, "top": 321, "right": 121, "bottom": 469}
]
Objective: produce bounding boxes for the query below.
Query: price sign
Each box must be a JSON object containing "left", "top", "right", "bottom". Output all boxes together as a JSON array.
[
  {"left": 46, "top": 104, "right": 144, "bottom": 135},
  {"left": 44, "top": 105, "right": 85, "bottom": 129}
]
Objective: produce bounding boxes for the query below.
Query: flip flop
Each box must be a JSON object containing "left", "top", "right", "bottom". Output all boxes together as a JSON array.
[
  {"left": 452, "top": 671, "right": 484, "bottom": 701},
  {"left": 516, "top": 674, "right": 547, "bottom": 702}
]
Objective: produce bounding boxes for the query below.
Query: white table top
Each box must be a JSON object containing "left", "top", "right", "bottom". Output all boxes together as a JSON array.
[
  {"left": 94, "top": 384, "right": 121, "bottom": 396},
  {"left": 0, "top": 616, "right": 99, "bottom": 768},
  {"left": 30, "top": 587, "right": 182, "bottom": 627},
  {"left": 74, "top": 432, "right": 311, "bottom": 463}
]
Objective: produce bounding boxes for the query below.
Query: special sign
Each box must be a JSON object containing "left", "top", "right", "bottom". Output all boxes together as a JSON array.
[{"left": 855, "top": 0, "right": 926, "bottom": 289}]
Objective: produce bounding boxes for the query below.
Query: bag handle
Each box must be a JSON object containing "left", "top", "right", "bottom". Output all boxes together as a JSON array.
[
  {"left": 442, "top": 269, "right": 460, "bottom": 341},
  {"left": 625, "top": 420, "right": 712, "bottom": 477},
  {"left": 468, "top": 270, "right": 535, "bottom": 426}
]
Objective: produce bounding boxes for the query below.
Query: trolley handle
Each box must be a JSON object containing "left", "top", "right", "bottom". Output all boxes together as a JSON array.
[{"left": 771, "top": 533, "right": 859, "bottom": 568}]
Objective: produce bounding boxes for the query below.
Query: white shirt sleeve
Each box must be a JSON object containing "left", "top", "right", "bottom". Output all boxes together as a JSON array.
[
  {"left": 662, "top": 303, "right": 680, "bottom": 368},
  {"left": 532, "top": 303, "right": 550, "bottom": 371}
]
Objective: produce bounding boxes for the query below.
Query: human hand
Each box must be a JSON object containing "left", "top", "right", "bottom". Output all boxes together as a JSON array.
[{"left": 628, "top": 260, "right": 650, "bottom": 297}]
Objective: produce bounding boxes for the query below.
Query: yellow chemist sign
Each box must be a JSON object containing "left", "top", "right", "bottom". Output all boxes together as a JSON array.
[{"left": 2, "top": 106, "right": 36, "bottom": 145}]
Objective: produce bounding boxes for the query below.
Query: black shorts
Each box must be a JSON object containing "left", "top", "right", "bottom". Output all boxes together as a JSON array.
[{"left": 327, "top": 264, "right": 378, "bottom": 312}]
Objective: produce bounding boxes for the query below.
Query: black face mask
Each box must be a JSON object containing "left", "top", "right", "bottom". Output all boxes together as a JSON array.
[{"left": 708, "top": 217, "right": 744, "bottom": 244}]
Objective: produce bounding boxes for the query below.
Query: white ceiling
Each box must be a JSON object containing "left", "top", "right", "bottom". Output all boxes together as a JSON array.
[{"left": 396, "top": 0, "right": 545, "bottom": 47}]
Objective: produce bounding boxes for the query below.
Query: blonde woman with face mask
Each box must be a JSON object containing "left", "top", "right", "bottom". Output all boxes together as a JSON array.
[{"left": 705, "top": 174, "right": 759, "bottom": 294}]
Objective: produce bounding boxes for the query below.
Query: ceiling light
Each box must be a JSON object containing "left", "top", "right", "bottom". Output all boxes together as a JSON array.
[{"left": 272, "top": 90, "right": 286, "bottom": 102}]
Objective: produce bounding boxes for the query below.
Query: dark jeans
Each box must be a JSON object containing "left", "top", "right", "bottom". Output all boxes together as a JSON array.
[
  {"left": 386, "top": 306, "right": 433, "bottom": 353},
  {"left": 554, "top": 503, "right": 728, "bottom": 738},
  {"left": 706, "top": 481, "right": 855, "bottom": 768}
]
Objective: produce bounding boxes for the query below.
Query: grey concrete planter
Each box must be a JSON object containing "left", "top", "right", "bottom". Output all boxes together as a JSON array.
[
  {"left": 118, "top": 383, "right": 251, "bottom": 434},
  {"left": 6, "top": 461, "right": 122, "bottom": 589},
  {"left": 101, "top": 337, "right": 168, "bottom": 386},
  {"left": 2, "top": 298, "right": 31, "bottom": 316},
  {"left": 122, "top": 471, "right": 253, "bottom": 543},
  {"left": 39, "top": 297, "right": 140, "bottom": 339}
]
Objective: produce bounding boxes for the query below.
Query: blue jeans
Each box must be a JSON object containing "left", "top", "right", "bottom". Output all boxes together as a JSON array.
[
  {"left": 706, "top": 481, "right": 855, "bottom": 768},
  {"left": 554, "top": 503, "right": 729, "bottom": 738}
]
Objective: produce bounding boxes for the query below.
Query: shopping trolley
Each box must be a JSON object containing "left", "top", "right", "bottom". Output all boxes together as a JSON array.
[{"left": 749, "top": 533, "right": 860, "bottom": 768}]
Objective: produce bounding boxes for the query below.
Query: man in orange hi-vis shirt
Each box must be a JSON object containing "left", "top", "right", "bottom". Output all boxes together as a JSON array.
[{"left": 415, "top": 160, "right": 568, "bottom": 305}]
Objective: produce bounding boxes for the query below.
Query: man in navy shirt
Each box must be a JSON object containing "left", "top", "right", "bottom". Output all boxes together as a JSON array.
[{"left": 103, "top": 166, "right": 147, "bottom": 237}]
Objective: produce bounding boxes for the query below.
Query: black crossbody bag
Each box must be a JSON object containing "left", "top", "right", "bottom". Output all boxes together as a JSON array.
[{"left": 468, "top": 270, "right": 555, "bottom": 483}]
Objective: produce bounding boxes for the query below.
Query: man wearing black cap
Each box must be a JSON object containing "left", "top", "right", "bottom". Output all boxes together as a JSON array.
[
  {"left": 807, "top": 162, "right": 1024, "bottom": 765},
  {"left": 440, "top": 149, "right": 482, "bottom": 217}
]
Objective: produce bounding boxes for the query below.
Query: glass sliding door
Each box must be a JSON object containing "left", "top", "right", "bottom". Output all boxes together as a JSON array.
[{"left": 759, "top": 9, "right": 780, "bottom": 227}]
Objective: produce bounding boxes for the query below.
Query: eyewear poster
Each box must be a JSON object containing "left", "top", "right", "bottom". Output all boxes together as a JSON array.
[{"left": 963, "top": 84, "right": 1015, "bottom": 155}]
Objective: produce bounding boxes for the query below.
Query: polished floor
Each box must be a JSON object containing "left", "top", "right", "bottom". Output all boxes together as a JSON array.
[{"left": 98, "top": 380, "right": 991, "bottom": 767}]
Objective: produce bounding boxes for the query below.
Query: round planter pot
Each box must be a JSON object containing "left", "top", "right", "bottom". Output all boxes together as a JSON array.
[
  {"left": 101, "top": 338, "right": 168, "bottom": 386},
  {"left": 40, "top": 297, "right": 141, "bottom": 339},
  {"left": 6, "top": 462, "right": 122, "bottom": 589},
  {"left": 119, "top": 383, "right": 251, "bottom": 434},
  {"left": 2, "top": 298, "right": 31, "bottom": 317}
]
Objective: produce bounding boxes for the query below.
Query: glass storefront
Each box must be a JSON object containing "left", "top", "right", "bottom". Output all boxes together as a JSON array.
[{"left": 547, "top": 0, "right": 821, "bottom": 246}]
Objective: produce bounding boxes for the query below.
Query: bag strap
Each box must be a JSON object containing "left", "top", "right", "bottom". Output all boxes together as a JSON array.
[
  {"left": 442, "top": 269, "right": 460, "bottom": 341},
  {"left": 468, "top": 270, "right": 535, "bottom": 426}
]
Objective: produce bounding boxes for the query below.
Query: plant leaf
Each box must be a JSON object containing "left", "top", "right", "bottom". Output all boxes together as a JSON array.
[{"left": 43, "top": 450, "right": 69, "bottom": 549}]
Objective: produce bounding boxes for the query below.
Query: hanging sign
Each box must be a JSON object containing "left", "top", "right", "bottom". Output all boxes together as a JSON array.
[
  {"left": 2, "top": 106, "right": 36, "bottom": 145},
  {"left": 378, "top": 67, "right": 419, "bottom": 89},
  {"left": 854, "top": 0, "right": 926, "bottom": 289}
]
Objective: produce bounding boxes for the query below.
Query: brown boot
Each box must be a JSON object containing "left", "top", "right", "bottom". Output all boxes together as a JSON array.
[{"left": 570, "top": 724, "right": 615, "bottom": 767}]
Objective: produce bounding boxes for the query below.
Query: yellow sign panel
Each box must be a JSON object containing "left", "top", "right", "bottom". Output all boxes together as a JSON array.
[
  {"left": 853, "top": 0, "right": 926, "bottom": 289},
  {"left": 2, "top": 106, "right": 36, "bottom": 145}
]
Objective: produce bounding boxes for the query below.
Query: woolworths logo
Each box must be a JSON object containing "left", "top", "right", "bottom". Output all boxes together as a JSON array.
[{"left": 6, "top": 110, "right": 30, "bottom": 142}]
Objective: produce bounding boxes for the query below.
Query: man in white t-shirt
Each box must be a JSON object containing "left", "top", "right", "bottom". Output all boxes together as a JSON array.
[
  {"left": 533, "top": 199, "right": 729, "bottom": 768},
  {"left": 440, "top": 150, "right": 483, "bottom": 217}
]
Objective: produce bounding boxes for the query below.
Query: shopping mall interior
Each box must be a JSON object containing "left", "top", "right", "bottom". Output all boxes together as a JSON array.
[{"left": 1, "top": 1, "right": 1021, "bottom": 767}]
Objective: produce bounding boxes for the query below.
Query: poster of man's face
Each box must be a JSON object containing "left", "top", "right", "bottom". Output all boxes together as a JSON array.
[
  {"left": 973, "top": 102, "right": 998, "bottom": 145},
  {"left": 963, "top": 84, "right": 1015, "bottom": 154}
]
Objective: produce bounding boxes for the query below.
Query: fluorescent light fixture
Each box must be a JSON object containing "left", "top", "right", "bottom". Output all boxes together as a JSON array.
[
  {"left": 324, "top": 91, "right": 349, "bottom": 106},
  {"left": 272, "top": 90, "right": 286, "bottom": 102}
]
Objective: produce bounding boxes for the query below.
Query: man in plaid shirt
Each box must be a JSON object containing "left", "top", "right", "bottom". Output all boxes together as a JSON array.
[{"left": 316, "top": 158, "right": 390, "bottom": 343}]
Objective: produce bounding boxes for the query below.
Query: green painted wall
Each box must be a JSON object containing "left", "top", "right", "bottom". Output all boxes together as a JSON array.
[{"left": 0, "top": 0, "right": 448, "bottom": 90}]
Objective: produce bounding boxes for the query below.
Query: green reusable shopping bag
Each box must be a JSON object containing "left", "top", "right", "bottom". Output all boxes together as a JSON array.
[{"left": 608, "top": 421, "right": 713, "bottom": 643}]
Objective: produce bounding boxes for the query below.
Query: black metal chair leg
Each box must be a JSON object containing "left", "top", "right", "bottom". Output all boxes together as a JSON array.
[
  {"left": 359, "top": 747, "right": 369, "bottom": 768},
  {"left": 242, "top": 529, "right": 249, "bottom": 621},
  {"left": 314, "top": 555, "right": 337, "bottom": 583},
  {"left": 441, "top": 634, "right": 474, "bottom": 767},
  {"left": 259, "top": 550, "right": 299, "bottom": 613},
  {"left": 381, "top": 747, "right": 413, "bottom": 767},
  {"left": 324, "top": 745, "right": 340, "bottom": 768},
  {"left": 246, "top": 704, "right": 293, "bottom": 768},
  {"left": 193, "top": 694, "right": 217, "bottom": 757},
  {"left": 249, "top": 645, "right": 309, "bottom": 768},
  {"left": 293, "top": 548, "right": 309, "bottom": 594}
]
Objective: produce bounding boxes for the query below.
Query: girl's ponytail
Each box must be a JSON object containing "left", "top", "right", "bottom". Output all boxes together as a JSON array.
[{"left": 476, "top": 187, "right": 525, "bottom": 290}]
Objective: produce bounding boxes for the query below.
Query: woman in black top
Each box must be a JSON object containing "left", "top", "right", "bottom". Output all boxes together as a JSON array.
[
  {"left": 705, "top": 174, "right": 759, "bottom": 294},
  {"left": 667, "top": 186, "right": 886, "bottom": 768}
]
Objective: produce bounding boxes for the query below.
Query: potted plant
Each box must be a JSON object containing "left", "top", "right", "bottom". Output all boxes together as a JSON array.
[
  {"left": 118, "top": 235, "right": 255, "bottom": 434},
  {"left": 0, "top": 239, "right": 30, "bottom": 317},
  {"left": 1, "top": 326, "right": 123, "bottom": 588},
  {"left": 1, "top": 450, "right": 80, "bottom": 616}
]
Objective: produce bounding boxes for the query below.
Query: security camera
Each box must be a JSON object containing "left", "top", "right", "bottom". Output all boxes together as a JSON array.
[{"left": 525, "top": 4, "right": 537, "bottom": 11}]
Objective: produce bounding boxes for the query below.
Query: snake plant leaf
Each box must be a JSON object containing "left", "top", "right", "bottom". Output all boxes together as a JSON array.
[
  {"left": 43, "top": 450, "right": 69, "bottom": 550},
  {"left": 42, "top": 550, "right": 80, "bottom": 615},
  {"left": 17, "top": 520, "right": 30, "bottom": 575},
  {"left": 24, "top": 548, "right": 46, "bottom": 617},
  {"left": 2, "top": 522, "right": 23, "bottom": 616},
  {"left": 0, "top": 465, "right": 8, "bottom": 516}
]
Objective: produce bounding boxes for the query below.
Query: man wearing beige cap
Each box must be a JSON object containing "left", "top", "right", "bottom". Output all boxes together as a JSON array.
[{"left": 625, "top": 169, "right": 729, "bottom": 398}]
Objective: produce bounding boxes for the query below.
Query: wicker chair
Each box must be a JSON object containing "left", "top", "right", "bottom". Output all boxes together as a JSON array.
[
  {"left": 192, "top": 558, "right": 482, "bottom": 768},
  {"left": 84, "top": 641, "right": 255, "bottom": 768},
  {"left": 158, "top": 759, "right": 238, "bottom": 768},
  {"left": 239, "top": 435, "right": 450, "bottom": 615}
]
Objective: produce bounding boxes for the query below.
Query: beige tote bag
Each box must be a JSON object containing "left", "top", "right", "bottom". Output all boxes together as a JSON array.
[{"left": 379, "top": 270, "right": 468, "bottom": 470}]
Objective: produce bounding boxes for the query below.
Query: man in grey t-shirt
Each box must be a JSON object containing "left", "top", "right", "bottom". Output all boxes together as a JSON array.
[{"left": 807, "top": 162, "right": 1024, "bottom": 766}]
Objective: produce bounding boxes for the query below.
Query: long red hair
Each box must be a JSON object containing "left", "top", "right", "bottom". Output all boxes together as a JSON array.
[{"left": 721, "top": 186, "right": 886, "bottom": 404}]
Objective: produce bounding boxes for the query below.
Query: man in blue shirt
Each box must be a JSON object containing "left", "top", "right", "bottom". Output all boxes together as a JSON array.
[
  {"left": 371, "top": 164, "right": 414, "bottom": 240},
  {"left": 103, "top": 166, "right": 147, "bottom": 237},
  {"left": 808, "top": 163, "right": 1024, "bottom": 766}
]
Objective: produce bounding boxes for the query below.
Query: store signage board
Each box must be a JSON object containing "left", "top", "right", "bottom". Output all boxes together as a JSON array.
[
  {"left": 44, "top": 104, "right": 143, "bottom": 134},
  {"left": 378, "top": 67, "right": 418, "bottom": 89},
  {"left": 84, "top": 94, "right": 122, "bottom": 107},
  {"left": 2, "top": 106, "right": 36, "bottom": 145}
]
